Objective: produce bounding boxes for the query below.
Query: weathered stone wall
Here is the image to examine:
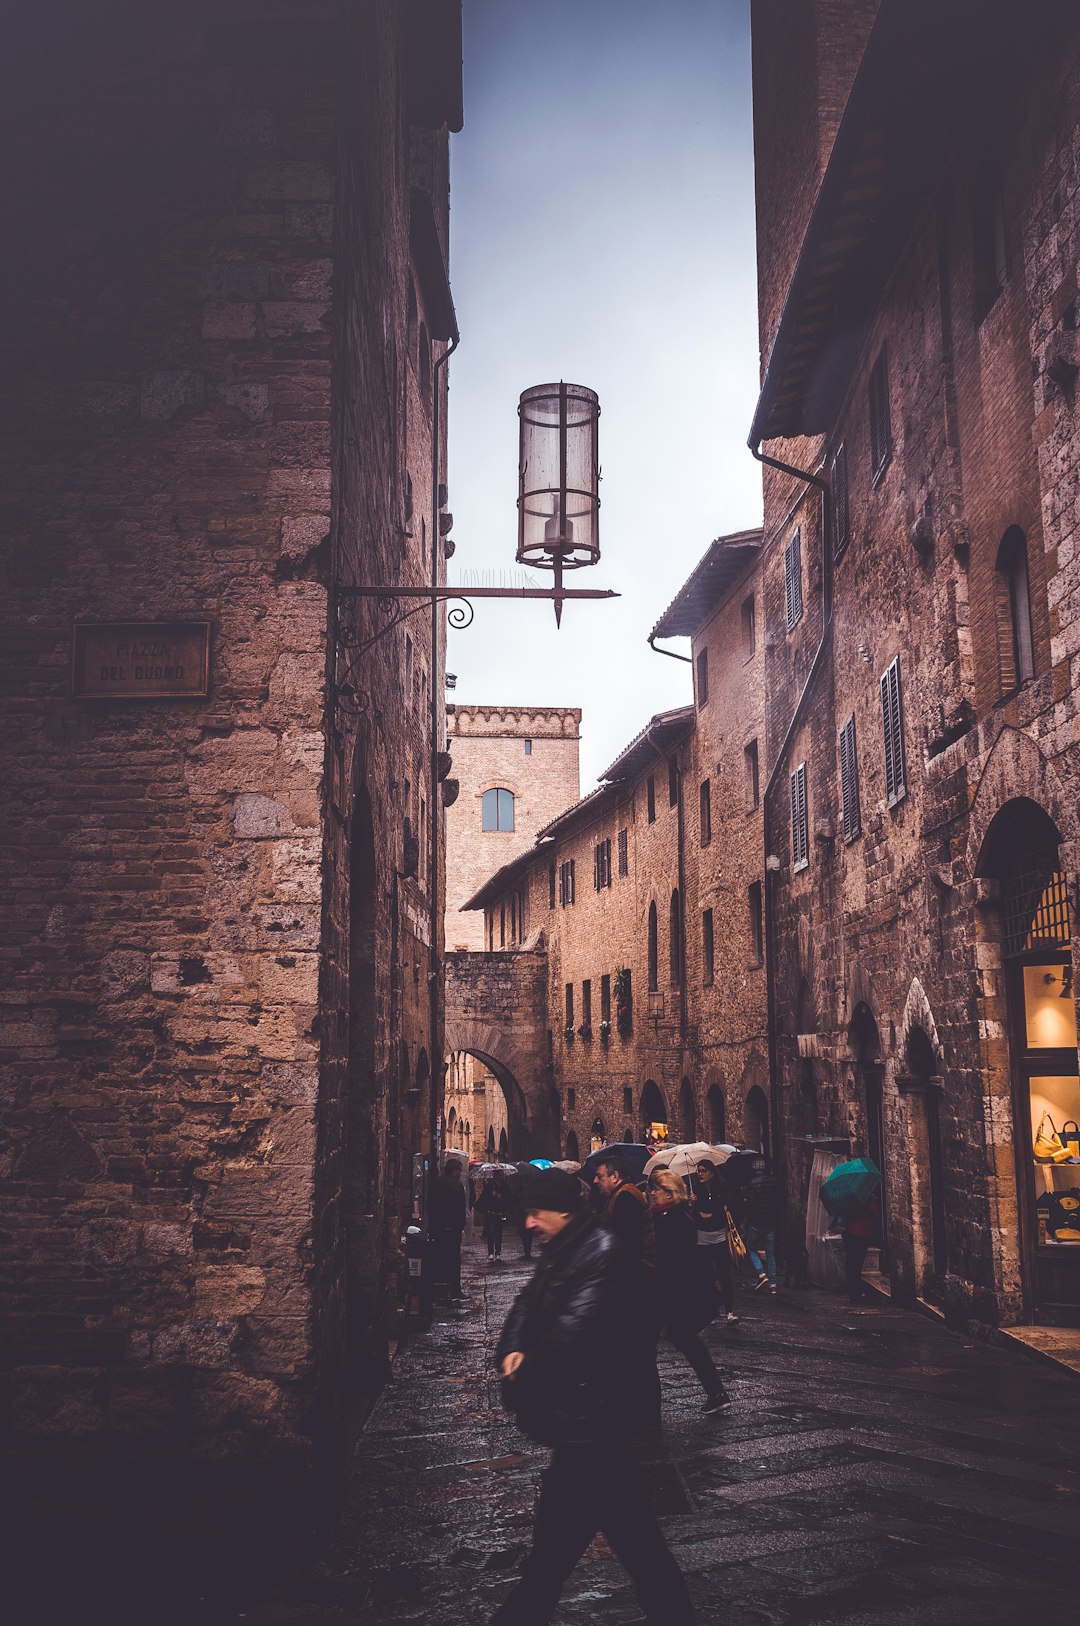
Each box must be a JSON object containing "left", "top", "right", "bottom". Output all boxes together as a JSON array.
[
  {"left": 754, "top": 6, "right": 1080, "bottom": 1325},
  {"left": 0, "top": 0, "right": 453, "bottom": 1534}
]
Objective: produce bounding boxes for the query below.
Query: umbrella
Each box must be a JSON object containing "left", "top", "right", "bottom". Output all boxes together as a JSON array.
[
  {"left": 580, "top": 1142, "right": 652, "bottom": 1183},
  {"left": 550, "top": 1159, "right": 581, "bottom": 1172},
  {"left": 528, "top": 1158, "right": 554, "bottom": 1169},
  {"left": 819, "top": 1157, "right": 881, "bottom": 1217},
  {"left": 475, "top": 1162, "right": 519, "bottom": 1178},
  {"left": 643, "top": 1142, "right": 745, "bottom": 1178}
]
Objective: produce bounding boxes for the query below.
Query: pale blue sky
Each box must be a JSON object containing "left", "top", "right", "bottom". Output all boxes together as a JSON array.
[{"left": 447, "top": 0, "right": 762, "bottom": 790}]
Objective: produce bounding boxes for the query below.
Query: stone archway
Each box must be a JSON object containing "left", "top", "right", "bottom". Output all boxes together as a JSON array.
[{"left": 445, "top": 949, "right": 553, "bottom": 1156}]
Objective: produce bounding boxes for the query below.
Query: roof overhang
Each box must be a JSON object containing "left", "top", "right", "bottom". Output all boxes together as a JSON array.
[
  {"left": 461, "top": 840, "right": 553, "bottom": 913},
  {"left": 403, "top": 0, "right": 464, "bottom": 133},
  {"left": 536, "top": 781, "right": 627, "bottom": 842},
  {"left": 749, "top": 0, "right": 1072, "bottom": 447},
  {"left": 410, "top": 187, "right": 459, "bottom": 343},
  {"left": 600, "top": 707, "right": 694, "bottom": 784},
  {"left": 651, "top": 529, "right": 763, "bottom": 640}
]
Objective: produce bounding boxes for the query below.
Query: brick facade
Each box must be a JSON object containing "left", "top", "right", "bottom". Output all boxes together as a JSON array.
[
  {"left": 752, "top": 0, "right": 1080, "bottom": 1327},
  {"left": 0, "top": 0, "right": 461, "bottom": 1541}
]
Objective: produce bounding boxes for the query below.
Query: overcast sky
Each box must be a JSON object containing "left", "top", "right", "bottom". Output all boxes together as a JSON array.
[{"left": 446, "top": 0, "right": 763, "bottom": 791}]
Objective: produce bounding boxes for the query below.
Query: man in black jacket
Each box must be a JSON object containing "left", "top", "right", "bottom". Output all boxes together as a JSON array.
[{"left": 491, "top": 1168, "right": 696, "bottom": 1626}]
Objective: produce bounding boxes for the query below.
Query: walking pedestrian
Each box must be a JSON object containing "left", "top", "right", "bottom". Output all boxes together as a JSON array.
[
  {"left": 510, "top": 1181, "right": 534, "bottom": 1260},
  {"left": 690, "top": 1158, "right": 738, "bottom": 1323},
  {"left": 491, "top": 1168, "right": 697, "bottom": 1626},
  {"left": 840, "top": 1191, "right": 881, "bottom": 1303},
  {"left": 744, "top": 1156, "right": 783, "bottom": 1294},
  {"left": 593, "top": 1153, "right": 660, "bottom": 1428},
  {"left": 476, "top": 1172, "right": 511, "bottom": 1260},
  {"left": 647, "top": 1171, "right": 731, "bottom": 1413},
  {"left": 428, "top": 1158, "right": 466, "bottom": 1300}
]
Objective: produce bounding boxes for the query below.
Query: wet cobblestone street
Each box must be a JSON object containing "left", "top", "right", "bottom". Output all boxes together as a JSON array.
[{"left": 236, "top": 1238, "right": 1080, "bottom": 1626}]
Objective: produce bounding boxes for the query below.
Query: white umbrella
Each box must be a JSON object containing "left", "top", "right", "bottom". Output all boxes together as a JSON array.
[{"left": 643, "top": 1142, "right": 741, "bottom": 1178}]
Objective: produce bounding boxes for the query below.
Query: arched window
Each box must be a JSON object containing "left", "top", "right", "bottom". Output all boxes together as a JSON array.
[
  {"left": 590, "top": 1117, "right": 605, "bottom": 1153},
  {"left": 647, "top": 901, "right": 658, "bottom": 992},
  {"left": 565, "top": 1130, "right": 580, "bottom": 1162},
  {"left": 707, "top": 1084, "right": 726, "bottom": 1144},
  {"left": 482, "top": 787, "right": 515, "bottom": 832},
  {"left": 669, "top": 890, "right": 681, "bottom": 987},
  {"left": 679, "top": 1078, "right": 696, "bottom": 1142},
  {"left": 995, "top": 527, "right": 1034, "bottom": 694}
]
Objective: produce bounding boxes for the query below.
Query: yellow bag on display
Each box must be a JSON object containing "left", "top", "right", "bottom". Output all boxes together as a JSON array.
[{"left": 1033, "top": 1113, "right": 1072, "bottom": 1163}]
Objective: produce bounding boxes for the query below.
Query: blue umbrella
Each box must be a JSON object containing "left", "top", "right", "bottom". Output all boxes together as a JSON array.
[
  {"left": 528, "top": 1158, "right": 553, "bottom": 1169},
  {"left": 820, "top": 1157, "right": 881, "bottom": 1217}
]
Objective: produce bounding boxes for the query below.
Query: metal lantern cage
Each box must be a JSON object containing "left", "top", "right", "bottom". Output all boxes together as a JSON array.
[{"left": 517, "top": 382, "right": 601, "bottom": 583}]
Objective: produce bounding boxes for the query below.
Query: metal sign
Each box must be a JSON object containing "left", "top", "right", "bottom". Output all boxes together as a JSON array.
[{"left": 72, "top": 621, "right": 210, "bottom": 699}]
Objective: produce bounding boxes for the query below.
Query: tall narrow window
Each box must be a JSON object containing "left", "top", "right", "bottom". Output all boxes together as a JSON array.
[
  {"left": 880, "top": 658, "right": 906, "bottom": 807},
  {"left": 617, "top": 827, "right": 628, "bottom": 877},
  {"left": 742, "top": 594, "right": 756, "bottom": 657},
  {"left": 748, "top": 881, "right": 763, "bottom": 965},
  {"left": 702, "top": 909, "right": 714, "bottom": 986},
  {"left": 784, "top": 529, "right": 803, "bottom": 629},
  {"left": 839, "top": 714, "right": 861, "bottom": 842},
  {"left": 647, "top": 901, "right": 658, "bottom": 992},
  {"left": 548, "top": 863, "right": 556, "bottom": 910},
  {"left": 699, "top": 779, "right": 712, "bottom": 846},
  {"left": 646, "top": 775, "right": 656, "bottom": 823},
  {"left": 996, "top": 527, "right": 1035, "bottom": 693},
  {"left": 582, "top": 979, "right": 592, "bottom": 1032},
  {"left": 744, "top": 740, "right": 760, "bottom": 812},
  {"left": 565, "top": 984, "right": 574, "bottom": 1032},
  {"left": 559, "top": 858, "right": 576, "bottom": 906},
  {"left": 668, "top": 757, "right": 679, "bottom": 807},
  {"left": 791, "top": 762, "right": 809, "bottom": 872},
  {"left": 832, "top": 443, "right": 850, "bottom": 561},
  {"left": 669, "top": 889, "right": 681, "bottom": 987},
  {"left": 509, "top": 892, "right": 517, "bottom": 942},
  {"left": 696, "top": 650, "right": 709, "bottom": 706},
  {"left": 600, "top": 974, "right": 611, "bottom": 1025},
  {"left": 481, "top": 787, "right": 515, "bottom": 831},
  {"left": 524, "top": 739, "right": 533, "bottom": 755},
  {"left": 594, "top": 838, "right": 611, "bottom": 889},
  {"left": 869, "top": 346, "right": 892, "bottom": 480}
]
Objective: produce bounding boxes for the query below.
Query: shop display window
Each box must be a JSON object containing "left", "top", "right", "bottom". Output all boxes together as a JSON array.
[{"left": 1023, "top": 961, "right": 1079, "bottom": 1243}]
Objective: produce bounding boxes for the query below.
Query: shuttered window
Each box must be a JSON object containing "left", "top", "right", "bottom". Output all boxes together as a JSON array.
[
  {"left": 869, "top": 347, "right": 892, "bottom": 480},
  {"left": 593, "top": 838, "right": 611, "bottom": 889},
  {"left": 832, "top": 443, "right": 850, "bottom": 561},
  {"left": 699, "top": 779, "right": 711, "bottom": 846},
  {"left": 559, "top": 858, "right": 576, "bottom": 906},
  {"left": 839, "top": 714, "right": 861, "bottom": 842},
  {"left": 790, "top": 762, "right": 809, "bottom": 872},
  {"left": 617, "top": 827, "right": 628, "bottom": 877},
  {"left": 784, "top": 529, "right": 803, "bottom": 629},
  {"left": 880, "top": 657, "right": 906, "bottom": 807}
]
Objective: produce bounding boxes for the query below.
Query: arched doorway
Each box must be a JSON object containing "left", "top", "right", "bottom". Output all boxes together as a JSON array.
[
  {"left": 486, "top": 1126, "right": 496, "bottom": 1158},
  {"left": 849, "top": 1002, "right": 888, "bottom": 1270},
  {"left": 706, "top": 1084, "right": 726, "bottom": 1144},
  {"left": 640, "top": 1080, "right": 667, "bottom": 1142},
  {"left": 978, "top": 799, "right": 1077, "bottom": 1320},
  {"left": 590, "top": 1117, "right": 606, "bottom": 1154},
  {"left": 565, "top": 1130, "right": 580, "bottom": 1162},
  {"left": 678, "top": 1077, "right": 696, "bottom": 1142},
  {"left": 622, "top": 1126, "right": 634, "bottom": 1143},
  {"left": 904, "top": 1025, "right": 947, "bottom": 1286},
  {"left": 498, "top": 1127, "right": 509, "bottom": 1160},
  {"left": 745, "top": 1084, "right": 770, "bottom": 1156}
]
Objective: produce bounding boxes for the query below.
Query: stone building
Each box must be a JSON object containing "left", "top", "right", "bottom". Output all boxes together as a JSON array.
[
  {"left": 450, "top": 526, "right": 770, "bottom": 1166},
  {"left": 443, "top": 704, "right": 579, "bottom": 1157},
  {"left": 0, "top": 0, "right": 462, "bottom": 1555},
  {"left": 749, "top": 0, "right": 1080, "bottom": 1327}
]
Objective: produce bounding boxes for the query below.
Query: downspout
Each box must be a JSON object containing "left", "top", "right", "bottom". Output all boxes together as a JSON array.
[
  {"left": 427, "top": 331, "right": 459, "bottom": 1211},
  {"left": 648, "top": 633, "right": 692, "bottom": 665},
  {"left": 748, "top": 436, "right": 832, "bottom": 1184}
]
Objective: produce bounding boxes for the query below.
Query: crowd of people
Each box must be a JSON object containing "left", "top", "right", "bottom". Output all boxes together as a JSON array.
[{"left": 426, "top": 1147, "right": 795, "bottom": 1625}]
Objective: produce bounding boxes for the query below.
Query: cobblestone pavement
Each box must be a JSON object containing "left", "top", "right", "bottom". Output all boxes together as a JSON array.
[{"left": 234, "top": 1237, "right": 1080, "bottom": 1626}]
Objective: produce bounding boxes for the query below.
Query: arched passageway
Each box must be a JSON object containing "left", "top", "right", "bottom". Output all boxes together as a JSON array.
[{"left": 640, "top": 1080, "right": 667, "bottom": 1139}]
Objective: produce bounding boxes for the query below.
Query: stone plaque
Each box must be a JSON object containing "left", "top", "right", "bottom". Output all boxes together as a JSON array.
[{"left": 72, "top": 621, "right": 210, "bottom": 699}]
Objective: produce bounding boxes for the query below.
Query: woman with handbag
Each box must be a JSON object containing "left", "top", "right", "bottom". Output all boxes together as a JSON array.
[
  {"left": 691, "top": 1159, "right": 738, "bottom": 1322},
  {"left": 647, "top": 1170, "right": 731, "bottom": 1413}
]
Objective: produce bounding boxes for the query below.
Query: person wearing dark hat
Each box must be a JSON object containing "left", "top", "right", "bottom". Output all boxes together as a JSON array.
[{"left": 490, "top": 1167, "right": 696, "bottom": 1626}]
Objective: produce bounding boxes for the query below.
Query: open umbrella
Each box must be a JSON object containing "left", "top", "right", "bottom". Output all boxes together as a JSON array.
[
  {"left": 475, "top": 1162, "right": 519, "bottom": 1178},
  {"left": 643, "top": 1142, "right": 744, "bottom": 1178},
  {"left": 550, "top": 1159, "right": 581, "bottom": 1172},
  {"left": 819, "top": 1157, "right": 881, "bottom": 1217},
  {"left": 528, "top": 1158, "right": 553, "bottom": 1169},
  {"left": 580, "top": 1142, "right": 652, "bottom": 1183}
]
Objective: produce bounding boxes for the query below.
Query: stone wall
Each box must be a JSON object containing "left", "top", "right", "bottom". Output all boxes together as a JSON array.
[{"left": 0, "top": 0, "right": 456, "bottom": 1557}]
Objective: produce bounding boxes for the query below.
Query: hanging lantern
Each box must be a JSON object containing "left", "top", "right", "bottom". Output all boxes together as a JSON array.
[{"left": 517, "top": 382, "right": 600, "bottom": 623}]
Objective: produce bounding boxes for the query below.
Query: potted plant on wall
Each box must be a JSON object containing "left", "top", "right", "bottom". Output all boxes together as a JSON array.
[
  {"left": 613, "top": 966, "right": 632, "bottom": 1038},
  {"left": 598, "top": 1018, "right": 611, "bottom": 1045}
]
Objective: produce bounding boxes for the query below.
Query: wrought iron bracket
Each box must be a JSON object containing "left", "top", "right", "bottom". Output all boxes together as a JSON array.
[{"left": 337, "top": 583, "right": 618, "bottom": 654}]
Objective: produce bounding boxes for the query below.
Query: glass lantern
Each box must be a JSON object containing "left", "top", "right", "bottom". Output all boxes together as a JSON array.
[{"left": 517, "top": 382, "right": 600, "bottom": 574}]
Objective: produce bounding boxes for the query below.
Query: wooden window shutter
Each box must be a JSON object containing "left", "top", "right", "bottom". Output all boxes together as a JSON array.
[
  {"left": 881, "top": 658, "right": 906, "bottom": 805},
  {"left": 784, "top": 530, "right": 803, "bottom": 629},
  {"left": 839, "top": 715, "right": 860, "bottom": 842},
  {"left": 833, "top": 444, "right": 849, "bottom": 560},
  {"left": 790, "top": 762, "right": 809, "bottom": 870}
]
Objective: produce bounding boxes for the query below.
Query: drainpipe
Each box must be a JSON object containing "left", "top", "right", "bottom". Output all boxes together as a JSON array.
[
  {"left": 648, "top": 633, "right": 692, "bottom": 665},
  {"left": 427, "top": 331, "right": 459, "bottom": 1213},
  {"left": 748, "top": 436, "right": 832, "bottom": 1189}
]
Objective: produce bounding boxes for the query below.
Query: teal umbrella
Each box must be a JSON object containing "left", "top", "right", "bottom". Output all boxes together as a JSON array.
[
  {"left": 528, "top": 1158, "right": 553, "bottom": 1169},
  {"left": 820, "top": 1157, "right": 881, "bottom": 1217}
]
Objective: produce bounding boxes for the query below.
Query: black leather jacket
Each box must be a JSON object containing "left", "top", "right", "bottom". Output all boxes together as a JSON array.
[{"left": 496, "top": 1210, "right": 644, "bottom": 1445}]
